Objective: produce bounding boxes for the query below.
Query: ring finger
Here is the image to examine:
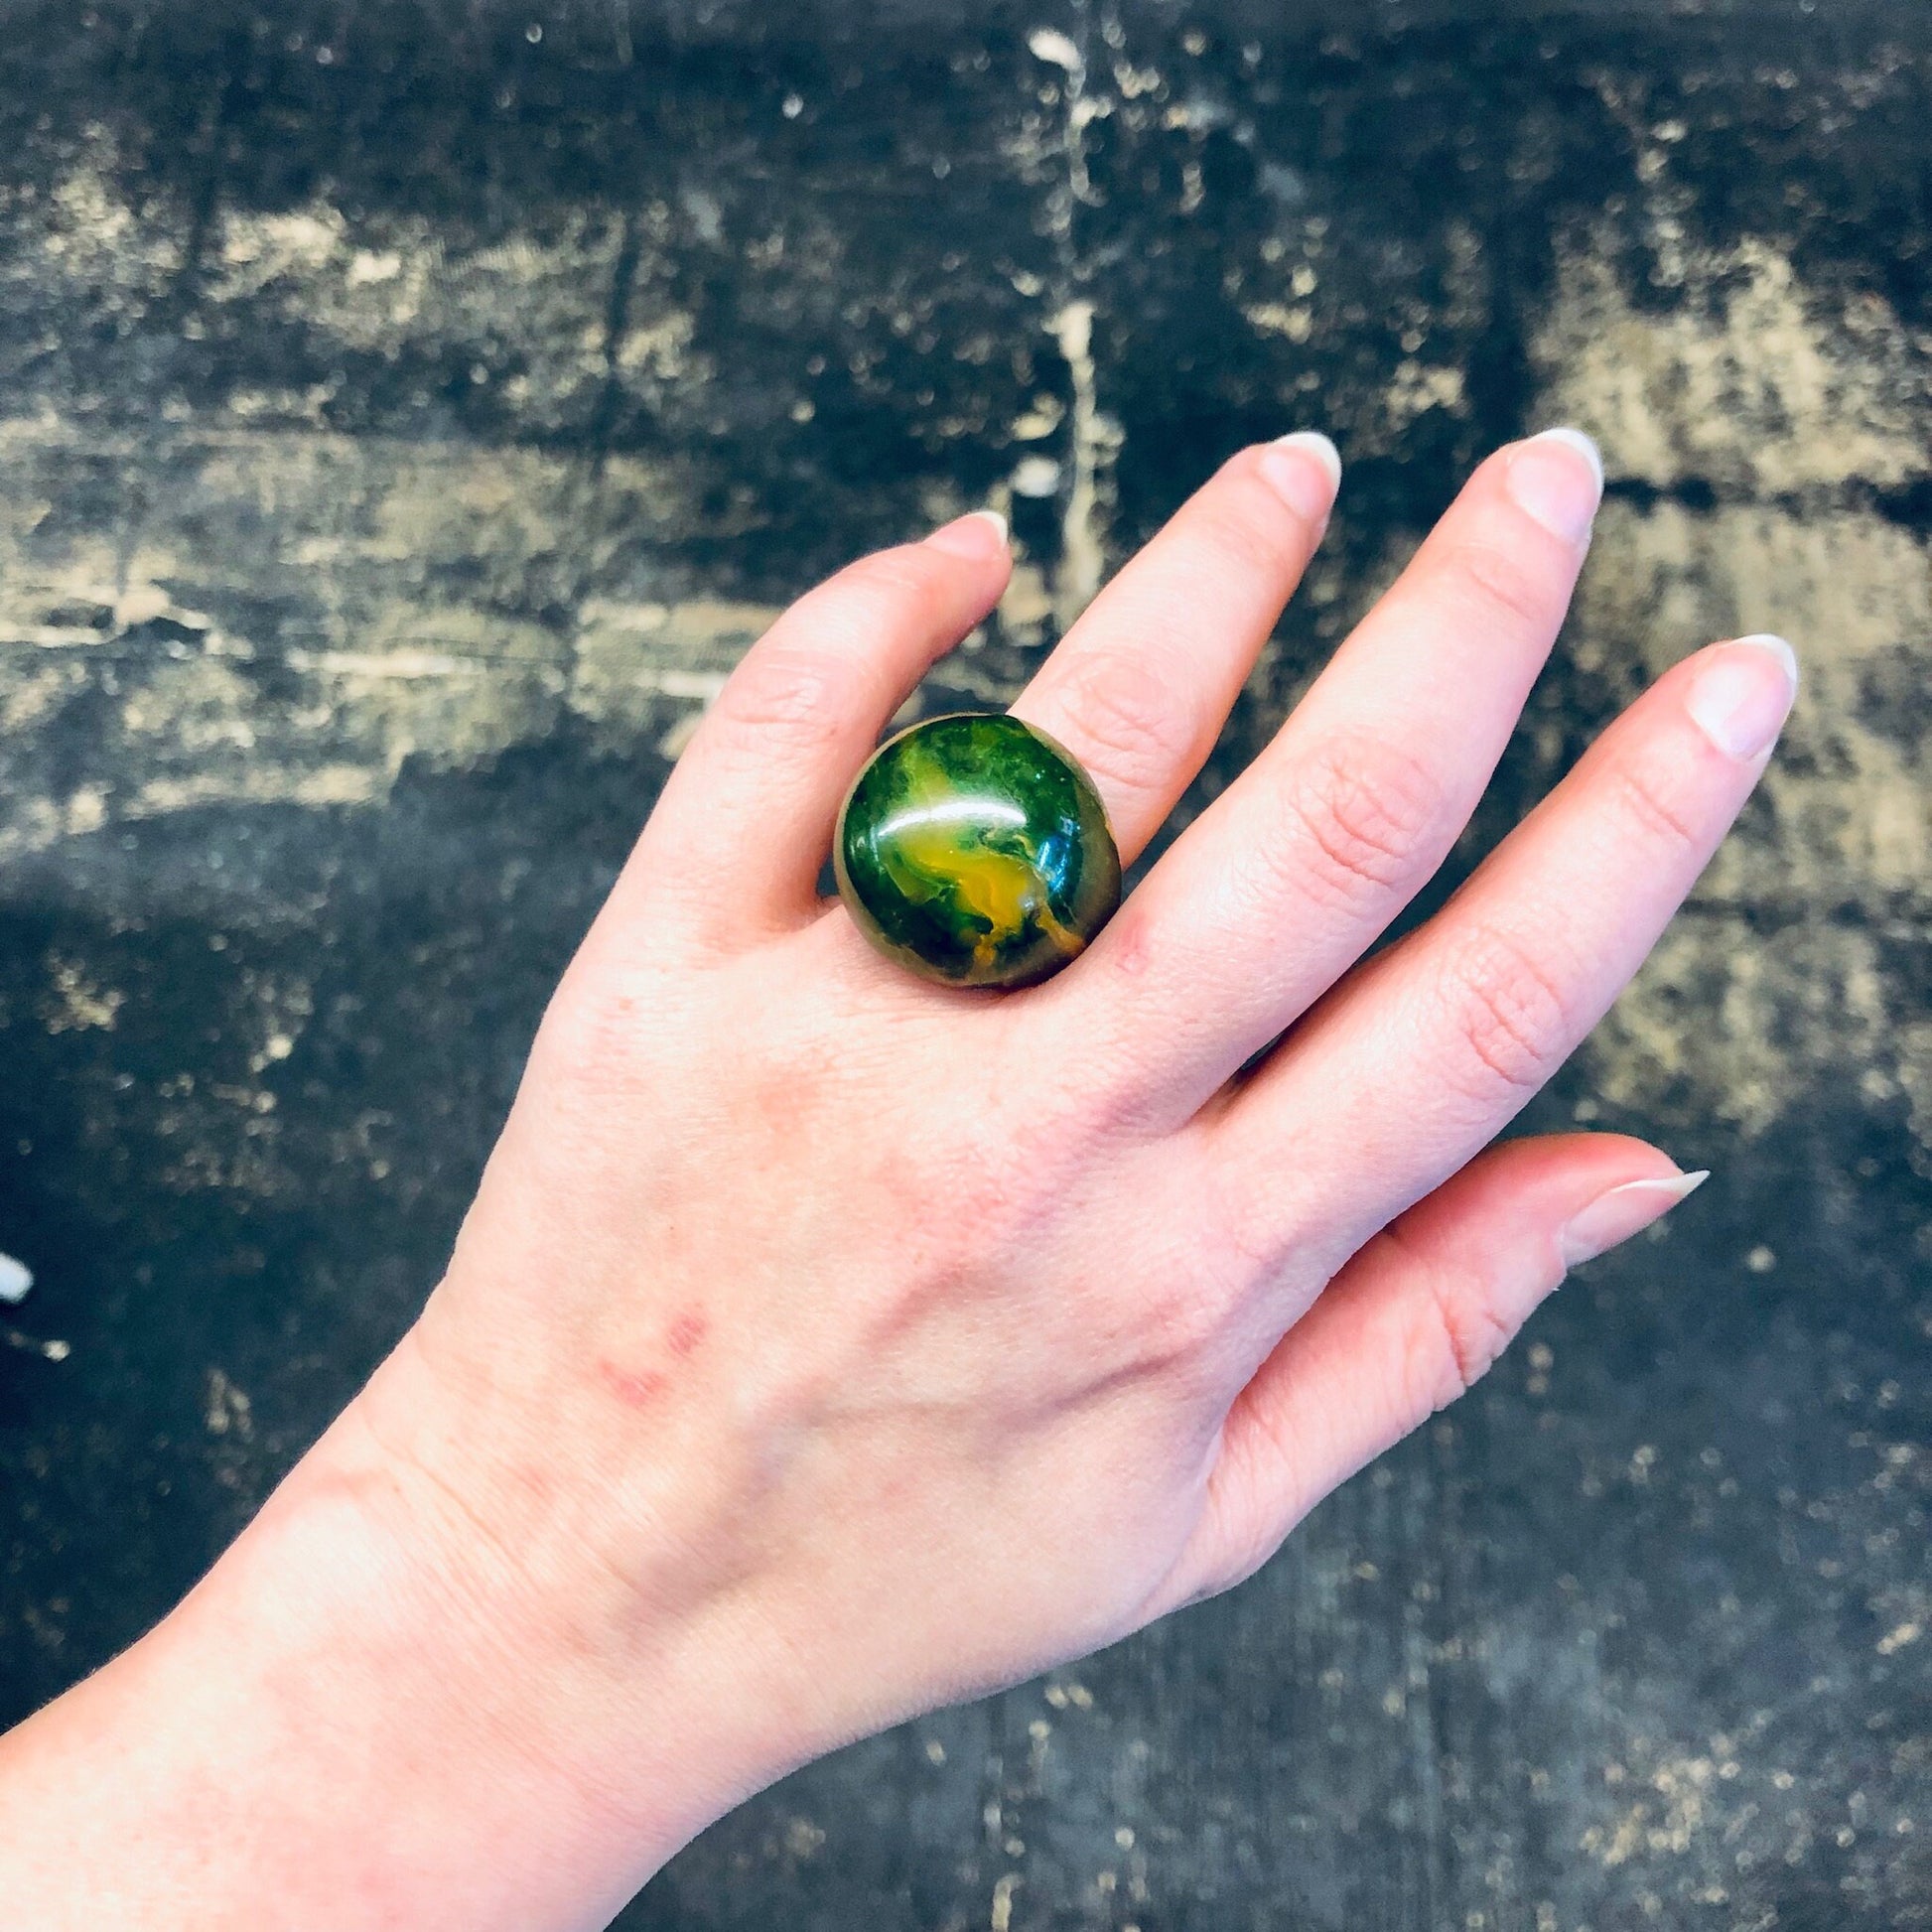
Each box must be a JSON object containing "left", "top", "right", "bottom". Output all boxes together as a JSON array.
[{"left": 1203, "top": 630, "right": 1798, "bottom": 1288}]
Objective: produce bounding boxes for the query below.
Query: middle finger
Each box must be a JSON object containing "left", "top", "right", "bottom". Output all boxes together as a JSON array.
[
  {"left": 1009, "top": 432, "right": 1341, "bottom": 866},
  {"left": 1035, "top": 429, "right": 1605, "bottom": 1122}
]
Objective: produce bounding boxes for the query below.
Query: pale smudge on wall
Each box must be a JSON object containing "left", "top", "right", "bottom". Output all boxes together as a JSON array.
[
  {"left": 1535, "top": 236, "right": 1932, "bottom": 1169},
  {"left": 1, "top": 155, "right": 1927, "bottom": 1178},
  {"left": 0, "top": 413, "right": 778, "bottom": 864}
]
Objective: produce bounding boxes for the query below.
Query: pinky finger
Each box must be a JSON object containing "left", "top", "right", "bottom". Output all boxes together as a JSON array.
[{"left": 1163, "top": 1134, "right": 1706, "bottom": 1607}]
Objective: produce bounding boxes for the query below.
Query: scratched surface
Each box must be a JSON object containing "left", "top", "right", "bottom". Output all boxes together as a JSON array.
[{"left": 0, "top": 3, "right": 1926, "bottom": 1926}]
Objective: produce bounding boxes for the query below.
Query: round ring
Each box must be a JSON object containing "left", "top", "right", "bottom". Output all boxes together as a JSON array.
[{"left": 834, "top": 712, "right": 1122, "bottom": 989}]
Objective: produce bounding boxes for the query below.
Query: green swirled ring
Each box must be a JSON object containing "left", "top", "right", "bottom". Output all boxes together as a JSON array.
[{"left": 834, "top": 713, "right": 1122, "bottom": 990}]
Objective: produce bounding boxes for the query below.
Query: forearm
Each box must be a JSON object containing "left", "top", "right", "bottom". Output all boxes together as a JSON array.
[{"left": 0, "top": 1345, "right": 782, "bottom": 1932}]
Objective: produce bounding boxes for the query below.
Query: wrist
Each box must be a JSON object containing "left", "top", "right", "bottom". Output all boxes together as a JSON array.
[
  {"left": 0, "top": 1323, "right": 800, "bottom": 1932},
  {"left": 259, "top": 1327, "right": 802, "bottom": 1920}
]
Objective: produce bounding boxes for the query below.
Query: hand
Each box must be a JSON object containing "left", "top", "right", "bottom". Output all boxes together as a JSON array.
[
  {"left": 0, "top": 430, "right": 1793, "bottom": 1931},
  {"left": 359, "top": 428, "right": 1786, "bottom": 1872}
]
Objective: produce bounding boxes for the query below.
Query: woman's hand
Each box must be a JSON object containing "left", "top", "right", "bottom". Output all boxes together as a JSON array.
[{"left": 0, "top": 430, "right": 1793, "bottom": 1932}]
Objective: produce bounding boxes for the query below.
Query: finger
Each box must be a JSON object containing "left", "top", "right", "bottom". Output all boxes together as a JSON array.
[
  {"left": 1163, "top": 1134, "right": 1704, "bottom": 1603},
  {"left": 1038, "top": 429, "right": 1605, "bottom": 1117},
  {"left": 1009, "top": 434, "right": 1340, "bottom": 865},
  {"left": 1207, "top": 632, "right": 1796, "bottom": 1278},
  {"left": 622, "top": 513, "right": 1012, "bottom": 943}
]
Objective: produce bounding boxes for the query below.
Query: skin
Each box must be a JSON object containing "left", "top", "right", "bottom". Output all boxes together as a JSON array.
[{"left": 0, "top": 430, "right": 1794, "bottom": 1932}]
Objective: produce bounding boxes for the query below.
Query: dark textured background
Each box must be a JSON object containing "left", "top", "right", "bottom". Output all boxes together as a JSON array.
[{"left": 0, "top": 2, "right": 1926, "bottom": 1926}]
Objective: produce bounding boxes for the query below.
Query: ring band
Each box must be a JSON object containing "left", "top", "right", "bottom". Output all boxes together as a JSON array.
[{"left": 834, "top": 713, "right": 1122, "bottom": 989}]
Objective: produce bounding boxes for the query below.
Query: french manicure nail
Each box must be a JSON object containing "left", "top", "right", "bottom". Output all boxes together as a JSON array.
[
  {"left": 925, "top": 507, "right": 1009, "bottom": 559},
  {"left": 1559, "top": 1170, "right": 1710, "bottom": 1270},
  {"left": 1507, "top": 428, "right": 1605, "bottom": 544},
  {"left": 1685, "top": 633, "right": 1799, "bottom": 760},
  {"left": 1260, "top": 431, "right": 1343, "bottom": 523},
  {"left": 1273, "top": 429, "right": 1342, "bottom": 484}
]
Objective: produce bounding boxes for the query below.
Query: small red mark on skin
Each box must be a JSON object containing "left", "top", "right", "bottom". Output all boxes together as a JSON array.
[
  {"left": 596, "top": 1358, "right": 670, "bottom": 1409},
  {"left": 666, "top": 1308, "right": 710, "bottom": 1359},
  {"left": 1107, "top": 901, "right": 1155, "bottom": 977}
]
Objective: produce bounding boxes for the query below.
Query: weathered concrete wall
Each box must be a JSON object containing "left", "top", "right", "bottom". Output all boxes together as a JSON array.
[{"left": 0, "top": 4, "right": 1925, "bottom": 1927}]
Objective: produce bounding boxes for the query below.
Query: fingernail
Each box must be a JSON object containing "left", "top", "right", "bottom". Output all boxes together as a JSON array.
[
  {"left": 1685, "top": 633, "right": 1799, "bottom": 761},
  {"left": 1259, "top": 431, "right": 1342, "bottom": 523},
  {"left": 925, "top": 508, "right": 1009, "bottom": 559},
  {"left": 1507, "top": 428, "right": 1605, "bottom": 544},
  {"left": 1560, "top": 1170, "right": 1710, "bottom": 1270}
]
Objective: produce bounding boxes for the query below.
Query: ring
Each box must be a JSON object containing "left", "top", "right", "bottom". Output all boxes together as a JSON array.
[{"left": 834, "top": 713, "right": 1122, "bottom": 989}]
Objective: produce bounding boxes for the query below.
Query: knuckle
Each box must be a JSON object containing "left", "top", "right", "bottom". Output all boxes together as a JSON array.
[
  {"left": 1200, "top": 477, "right": 1304, "bottom": 577},
  {"left": 1271, "top": 734, "right": 1449, "bottom": 910},
  {"left": 1439, "top": 920, "right": 1576, "bottom": 1101},
  {"left": 1404, "top": 1240, "right": 1517, "bottom": 1412},
  {"left": 708, "top": 648, "right": 847, "bottom": 756},
  {"left": 1453, "top": 538, "right": 1559, "bottom": 633},
  {"left": 706, "top": 541, "right": 963, "bottom": 759},
  {"left": 1056, "top": 648, "right": 1197, "bottom": 798},
  {"left": 1607, "top": 752, "right": 1703, "bottom": 849}
]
